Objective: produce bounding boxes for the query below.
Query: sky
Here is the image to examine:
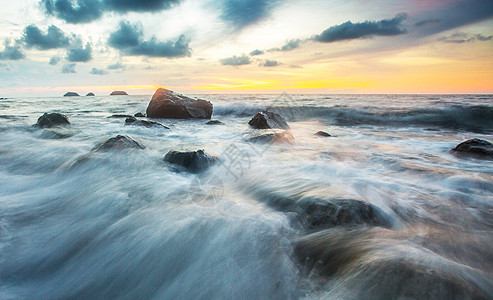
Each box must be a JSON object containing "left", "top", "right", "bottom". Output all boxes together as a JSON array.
[{"left": 0, "top": 0, "right": 492, "bottom": 97}]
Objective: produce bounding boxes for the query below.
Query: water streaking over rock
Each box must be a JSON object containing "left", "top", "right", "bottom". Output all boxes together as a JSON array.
[{"left": 0, "top": 94, "right": 492, "bottom": 299}]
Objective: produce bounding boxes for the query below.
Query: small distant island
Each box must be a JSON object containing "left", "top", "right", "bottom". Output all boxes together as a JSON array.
[
  {"left": 86, "top": 92, "right": 95, "bottom": 96},
  {"left": 110, "top": 91, "right": 128, "bottom": 96},
  {"left": 64, "top": 92, "right": 80, "bottom": 97}
]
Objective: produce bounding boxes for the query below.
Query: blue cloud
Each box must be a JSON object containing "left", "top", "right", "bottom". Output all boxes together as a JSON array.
[
  {"left": 262, "top": 59, "right": 279, "bottom": 67},
  {"left": 220, "top": 55, "right": 251, "bottom": 66},
  {"left": 22, "top": 24, "right": 70, "bottom": 50},
  {"left": 0, "top": 40, "right": 25, "bottom": 60},
  {"left": 249, "top": 49, "right": 264, "bottom": 56},
  {"left": 220, "top": 0, "right": 282, "bottom": 30},
  {"left": 61, "top": 63, "right": 76, "bottom": 73},
  {"left": 90, "top": 67, "right": 108, "bottom": 75},
  {"left": 66, "top": 38, "right": 92, "bottom": 62}
]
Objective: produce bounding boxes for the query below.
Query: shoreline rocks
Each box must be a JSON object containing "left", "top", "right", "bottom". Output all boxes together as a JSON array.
[
  {"left": 91, "top": 135, "right": 145, "bottom": 152},
  {"left": 206, "top": 120, "right": 224, "bottom": 125},
  {"left": 125, "top": 116, "right": 169, "bottom": 129},
  {"left": 248, "top": 111, "right": 290, "bottom": 129},
  {"left": 110, "top": 91, "right": 128, "bottom": 96},
  {"left": 247, "top": 130, "right": 294, "bottom": 144},
  {"left": 86, "top": 92, "right": 95, "bottom": 96},
  {"left": 452, "top": 138, "right": 493, "bottom": 158},
  {"left": 164, "top": 150, "right": 217, "bottom": 173},
  {"left": 315, "top": 131, "right": 331, "bottom": 137},
  {"left": 146, "top": 88, "right": 213, "bottom": 119},
  {"left": 63, "top": 92, "right": 79, "bottom": 97},
  {"left": 36, "top": 113, "right": 70, "bottom": 128}
]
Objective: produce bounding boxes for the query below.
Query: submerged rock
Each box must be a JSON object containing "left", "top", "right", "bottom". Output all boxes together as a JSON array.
[
  {"left": 247, "top": 130, "right": 294, "bottom": 144},
  {"left": 110, "top": 91, "right": 128, "bottom": 96},
  {"left": 63, "top": 92, "right": 79, "bottom": 97},
  {"left": 40, "top": 127, "right": 80, "bottom": 139},
  {"left": 36, "top": 113, "right": 70, "bottom": 128},
  {"left": 146, "top": 88, "right": 213, "bottom": 119},
  {"left": 206, "top": 120, "right": 224, "bottom": 125},
  {"left": 452, "top": 138, "right": 493, "bottom": 158},
  {"left": 164, "top": 150, "right": 217, "bottom": 173},
  {"left": 86, "top": 92, "right": 95, "bottom": 96},
  {"left": 134, "top": 112, "right": 145, "bottom": 117},
  {"left": 108, "top": 114, "right": 134, "bottom": 119},
  {"left": 248, "top": 111, "right": 290, "bottom": 129},
  {"left": 91, "top": 135, "right": 145, "bottom": 152},
  {"left": 125, "top": 117, "right": 170, "bottom": 129},
  {"left": 315, "top": 131, "right": 331, "bottom": 137}
]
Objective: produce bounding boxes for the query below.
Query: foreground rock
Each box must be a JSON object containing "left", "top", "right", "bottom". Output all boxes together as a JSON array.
[
  {"left": 247, "top": 130, "right": 294, "bottom": 144},
  {"left": 36, "top": 113, "right": 70, "bottom": 128},
  {"left": 146, "top": 88, "right": 213, "bottom": 119},
  {"left": 164, "top": 150, "right": 217, "bottom": 173},
  {"left": 108, "top": 114, "right": 134, "bottom": 119},
  {"left": 91, "top": 135, "right": 145, "bottom": 152},
  {"left": 134, "top": 112, "right": 145, "bottom": 117},
  {"left": 64, "top": 92, "right": 79, "bottom": 97},
  {"left": 206, "top": 120, "right": 224, "bottom": 125},
  {"left": 125, "top": 117, "right": 169, "bottom": 129},
  {"left": 110, "top": 91, "right": 128, "bottom": 96},
  {"left": 40, "top": 127, "right": 80, "bottom": 139},
  {"left": 452, "top": 138, "right": 493, "bottom": 158},
  {"left": 86, "top": 92, "right": 95, "bottom": 96},
  {"left": 315, "top": 131, "right": 331, "bottom": 137},
  {"left": 248, "top": 111, "right": 290, "bottom": 129}
]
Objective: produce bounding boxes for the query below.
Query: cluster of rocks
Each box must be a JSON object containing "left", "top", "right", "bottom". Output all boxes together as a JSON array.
[{"left": 63, "top": 91, "right": 129, "bottom": 97}]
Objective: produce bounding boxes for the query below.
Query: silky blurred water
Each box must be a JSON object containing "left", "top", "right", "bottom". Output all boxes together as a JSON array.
[{"left": 0, "top": 94, "right": 492, "bottom": 299}]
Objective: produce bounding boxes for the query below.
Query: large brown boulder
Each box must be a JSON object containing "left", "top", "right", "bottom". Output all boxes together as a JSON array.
[{"left": 146, "top": 88, "right": 213, "bottom": 119}]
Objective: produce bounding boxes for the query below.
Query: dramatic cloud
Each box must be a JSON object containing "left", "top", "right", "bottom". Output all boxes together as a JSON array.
[
  {"left": 49, "top": 55, "right": 61, "bottom": 65},
  {"left": 262, "top": 59, "right": 279, "bottom": 67},
  {"left": 269, "top": 39, "right": 302, "bottom": 51},
  {"left": 108, "top": 21, "right": 142, "bottom": 49},
  {"left": 22, "top": 24, "right": 70, "bottom": 50},
  {"left": 107, "top": 61, "right": 125, "bottom": 70},
  {"left": 415, "top": 19, "right": 441, "bottom": 27},
  {"left": 90, "top": 67, "right": 108, "bottom": 75},
  {"left": 413, "top": 0, "right": 493, "bottom": 36},
  {"left": 40, "top": 0, "right": 103, "bottom": 24},
  {"left": 220, "top": 55, "right": 251, "bottom": 66},
  {"left": 0, "top": 40, "right": 25, "bottom": 60},
  {"left": 220, "top": 0, "right": 281, "bottom": 30},
  {"left": 39, "top": 0, "right": 181, "bottom": 24},
  {"left": 249, "top": 49, "right": 264, "bottom": 56},
  {"left": 66, "top": 38, "right": 92, "bottom": 62},
  {"left": 108, "top": 21, "right": 191, "bottom": 58},
  {"left": 313, "top": 13, "right": 407, "bottom": 43},
  {"left": 438, "top": 32, "right": 493, "bottom": 43},
  {"left": 61, "top": 63, "right": 76, "bottom": 73}
]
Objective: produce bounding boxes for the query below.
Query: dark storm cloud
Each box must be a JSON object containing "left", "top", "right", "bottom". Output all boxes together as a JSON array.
[
  {"left": 0, "top": 40, "right": 25, "bottom": 60},
  {"left": 108, "top": 21, "right": 191, "bottom": 58},
  {"left": 66, "top": 38, "right": 92, "bottom": 62},
  {"left": 39, "top": 0, "right": 181, "bottom": 24},
  {"left": 61, "top": 63, "right": 76, "bottom": 73},
  {"left": 249, "top": 49, "right": 264, "bottom": 56},
  {"left": 49, "top": 55, "right": 61, "bottom": 65},
  {"left": 220, "top": 55, "right": 251, "bottom": 66},
  {"left": 414, "top": 0, "right": 493, "bottom": 36},
  {"left": 108, "top": 21, "right": 142, "bottom": 49},
  {"left": 313, "top": 13, "right": 408, "bottom": 43},
  {"left": 220, "top": 0, "right": 281, "bottom": 30},
  {"left": 40, "top": 0, "right": 103, "bottom": 24},
  {"left": 22, "top": 24, "right": 70, "bottom": 50},
  {"left": 438, "top": 32, "right": 493, "bottom": 43},
  {"left": 90, "top": 67, "right": 108, "bottom": 75},
  {"left": 262, "top": 59, "right": 279, "bottom": 67}
]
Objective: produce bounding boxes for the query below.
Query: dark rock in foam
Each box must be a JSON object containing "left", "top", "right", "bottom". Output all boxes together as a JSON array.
[
  {"left": 315, "top": 131, "right": 331, "bottom": 137},
  {"left": 247, "top": 130, "right": 294, "bottom": 144},
  {"left": 164, "top": 150, "right": 217, "bottom": 173},
  {"left": 146, "top": 88, "right": 213, "bottom": 119},
  {"left": 452, "top": 138, "right": 493, "bottom": 158},
  {"left": 91, "top": 135, "right": 145, "bottom": 152},
  {"left": 206, "top": 120, "right": 224, "bottom": 125},
  {"left": 248, "top": 111, "right": 290, "bottom": 129},
  {"left": 125, "top": 117, "right": 169, "bottom": 129},
  {"left": 36, "top": 113, "right": 70, "bottom": 128}
]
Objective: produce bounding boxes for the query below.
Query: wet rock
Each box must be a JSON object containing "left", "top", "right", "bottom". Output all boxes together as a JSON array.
[
  {"left": 108, "top": 114, "right": 134, "bottom": 119},
  {"left": 63, "top": 92, "right": 79, "bottom": 97},
  {"left": 206, "top": 120, "right": 224, "bottom": 125},
  {"left": 86, "top": 92, "right": 95, "bottom": 96},
  {"left": 247, "top": 130, "right": 294, "bottom": 144},
  {"left": 36, "top": 113, "right": 70, "bottom": 128},
  {"left": 91, "top": 135, "right": 145, "bottom": 152},
  {"left": 134, "top": 112, "right": 145, "bottom": 117},
  {"left": 315, "top": 131, "right": 331, "bottom": 137},
  {"left": 146, "top": 88, "right": 213, "bottom": 119},
  {"left": 110, "top": 91, "right": 128, "bottom": 95},
  {"left": 248, "top": 111, "right": 290, "bottom": 129},
  {"left": 452, "top": 138, "right": 493, "bottom": 158},
  {"left": 40, "top": 127, "right": 80, "bottom": 139},
  {"left": 125, "top": 117, "right": 169, "bottom": 129},
  {"left": 164, "top": 149, "right": 217, "bottom": 173}
]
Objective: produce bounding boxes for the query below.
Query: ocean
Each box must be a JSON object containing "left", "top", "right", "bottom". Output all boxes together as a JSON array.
[{"left": 0, "top": 93, "right": 492, "bottom": 299}]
